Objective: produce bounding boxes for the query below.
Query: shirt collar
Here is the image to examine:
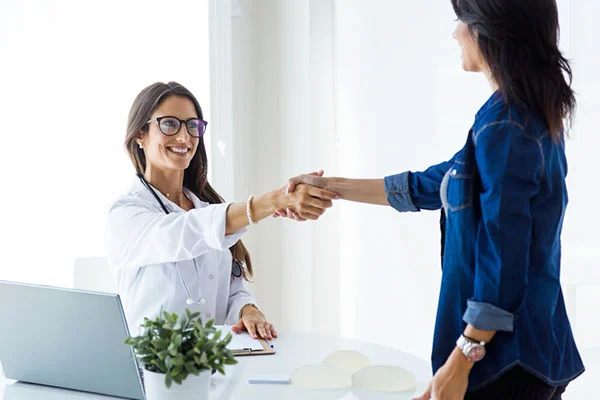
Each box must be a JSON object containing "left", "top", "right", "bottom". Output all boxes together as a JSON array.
[
  {"left": 475, "top": 90, "right": 503, "bottom": 120},
  {"left": 129, "top": 176, "right": 209, "bottom": 212}
]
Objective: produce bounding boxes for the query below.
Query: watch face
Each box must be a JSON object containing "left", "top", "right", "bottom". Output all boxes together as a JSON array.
[{"left": 467, "top": 345, "right": 486, "bottom": 362}]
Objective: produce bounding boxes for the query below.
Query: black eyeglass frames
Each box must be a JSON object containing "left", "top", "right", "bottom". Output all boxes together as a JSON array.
[{"left": 146, "top": 116, "right": 208, "bottom": 138}]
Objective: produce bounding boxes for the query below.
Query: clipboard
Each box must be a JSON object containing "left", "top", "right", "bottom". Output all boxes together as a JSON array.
[
  {"left": 231, "top": 338, "right": 276, "bottom": 357},
  {"left": 217, "top": 326, "right": 276, "bottom": 357}
]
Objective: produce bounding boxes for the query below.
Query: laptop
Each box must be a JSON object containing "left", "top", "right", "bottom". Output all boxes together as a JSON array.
[{"left": 0, "top": 281, "right": 145, "bottom": 399}]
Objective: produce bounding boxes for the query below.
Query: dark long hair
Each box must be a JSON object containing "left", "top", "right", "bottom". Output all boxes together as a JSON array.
[
  {"left": 451, "top": 0, "right": 575, "bottom": 139},
  {"left": 125, "top": 81, "right": 253, "bottom": 279}
]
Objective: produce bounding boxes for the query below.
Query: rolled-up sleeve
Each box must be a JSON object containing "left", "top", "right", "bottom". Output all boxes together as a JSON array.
[
  {"left": 107, "top": 199, "right": 247, "bottom": 269},
  {"left": 384, "top": 172, "right": 419, "bottom": 212},
  {"left": 463, "top": 122, "right": 542, "bottom": 332},
  {"left": 385, "top": 152, "right": 459, "bottom": 212}
]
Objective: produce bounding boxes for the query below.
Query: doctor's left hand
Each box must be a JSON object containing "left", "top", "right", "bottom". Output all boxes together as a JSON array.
[{"left": 231, "top": 305, "right": 278, "bottom": 341}]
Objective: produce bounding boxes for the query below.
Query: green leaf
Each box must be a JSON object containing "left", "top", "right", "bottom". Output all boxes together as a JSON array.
[
  {"left": 171, "top": 365, "right": 183, "bottom": 377},
  {"left": 185, "top": 361, "right": 199, "bottom": 375},
  {"left": 151, "top": 359, "right": 167, "bottom": 373},
  {"left": 140, "top": 356, "right": 154, "bottom": 365},
  {"left": 163, "top": 311, "right": 172, "bottom": 322},
  {"left": 172, "top": 356, "right": 185, "bottom": 367},
  {"left": 173, "top": 333, "right": 183, "bottom": 347},
  {"left": 162, "top": 322, "right": 174, "bottom": 331},
  {"left": 165, "top": 356, "right": 174, "bottom": 370},
  {"left": 185, "top": 349, "right": 196, "bottom": 358},
  {"left": 172, "top": 375, "right": 183, "bottom": 385},
  {"left": 151, "top": 338, "right": 169, "bottom": 350},
  {"left": 165, "top": 373, "right": 173, "bottom": 389},
  {"left": 168, "top": 343, "right": 178, "bottom": 357}
]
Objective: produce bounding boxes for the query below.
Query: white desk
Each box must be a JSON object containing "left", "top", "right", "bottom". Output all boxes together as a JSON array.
[{"left": 1, "top": 331, "right": 431, "bottom": 400}]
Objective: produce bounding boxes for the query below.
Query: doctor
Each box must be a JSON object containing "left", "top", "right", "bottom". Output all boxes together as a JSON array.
[{"left": 107, "top": 81, "right": 338, "bottom": 340}]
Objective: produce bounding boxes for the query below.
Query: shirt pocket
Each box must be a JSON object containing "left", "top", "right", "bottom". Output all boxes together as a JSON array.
[{"left": 445, "top": 161, "right": 475, "bottom": 212}]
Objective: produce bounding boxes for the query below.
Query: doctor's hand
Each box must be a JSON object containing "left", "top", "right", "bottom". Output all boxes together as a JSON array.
[
  {"left": 231, "top": 305, "right": 278, "bottom": 341},
  {"left": 413, "top": 348, "right": 470, "bottom": 400},
  {"left": 272, "top": 174, "right": 339, "bottom": 221},
  {"left": 273, "top": 170, "right": 338, "bottom": 221}
]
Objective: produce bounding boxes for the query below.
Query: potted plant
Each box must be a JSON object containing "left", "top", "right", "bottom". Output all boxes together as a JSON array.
[{"left": 124, "top": 309, "right": 237, "bottom": 400}]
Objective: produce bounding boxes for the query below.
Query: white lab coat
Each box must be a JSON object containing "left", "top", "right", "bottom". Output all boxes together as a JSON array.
[{"left": 106, "top": 178, "right": 257, "bottom": 335}]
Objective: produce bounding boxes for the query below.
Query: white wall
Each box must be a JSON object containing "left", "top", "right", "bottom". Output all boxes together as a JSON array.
[
  {"left": 334, "top": 0, "right": 495, "bottom": 359},
  {"left": 558, "top": 1, "right": 600, "bottom": 397},
  {"left": 231, "top": 0, "right": 342, "bottom": 335}
]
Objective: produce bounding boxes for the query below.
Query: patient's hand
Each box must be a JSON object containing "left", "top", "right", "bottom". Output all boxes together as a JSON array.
[
  {"left": 274, "top": 170, "right": 338, "bottom": 221},
  {"left": 286, "top": 170, "right": 329, "bottom": 194}
]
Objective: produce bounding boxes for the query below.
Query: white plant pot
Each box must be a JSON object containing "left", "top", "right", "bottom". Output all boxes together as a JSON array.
[{"left": 143, "top": 369, "right": 211, "bottom": 400}]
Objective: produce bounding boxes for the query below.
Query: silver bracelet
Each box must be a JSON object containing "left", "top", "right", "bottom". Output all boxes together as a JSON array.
[{"left": 246, "top": 195, "right": 256, "bottom": 225}]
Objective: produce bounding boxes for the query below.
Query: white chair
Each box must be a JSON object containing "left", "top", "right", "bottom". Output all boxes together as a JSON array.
[{"left": 73, "top": 257, "right": 117, "bottom": 293}]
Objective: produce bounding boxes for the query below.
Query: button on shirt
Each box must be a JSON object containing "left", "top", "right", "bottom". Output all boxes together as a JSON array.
[
  {"left": 383, "top": 92, "right": 584, "bottom": 391},
  {"left": 106, "top": 178, "right": 257, "bottom": 336}
]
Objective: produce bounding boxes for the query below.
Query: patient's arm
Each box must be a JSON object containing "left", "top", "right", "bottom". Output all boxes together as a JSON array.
[
  {"left": 273, "top": 171, "right": 387, "bottom": 221},
  {"left": 288, "top": 174, "right": 387, "bottom": 206}
]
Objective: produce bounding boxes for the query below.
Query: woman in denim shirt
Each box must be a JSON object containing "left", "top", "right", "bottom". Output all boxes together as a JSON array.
[{"left": 283, "top": 0, "right": 584, "bottom": 398}]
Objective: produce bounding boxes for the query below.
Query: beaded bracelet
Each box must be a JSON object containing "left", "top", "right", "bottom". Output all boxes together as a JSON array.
[{"left": 246, "top": 195, "right": 255, "bottom": 225}]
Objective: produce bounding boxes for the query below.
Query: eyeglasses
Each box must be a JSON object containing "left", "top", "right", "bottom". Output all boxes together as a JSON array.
[{"left": 146, "top": 116, "right": 208, "bottom": 138}]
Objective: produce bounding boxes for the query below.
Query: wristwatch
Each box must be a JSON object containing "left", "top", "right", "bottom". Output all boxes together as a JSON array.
[{"left": 456, "top": 334, "right": 486, "bottom": 362}]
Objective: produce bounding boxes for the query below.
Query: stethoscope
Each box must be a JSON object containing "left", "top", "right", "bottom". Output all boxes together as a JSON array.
[{"left": 138, "top": 175, "right": 243, "bottom": 306}]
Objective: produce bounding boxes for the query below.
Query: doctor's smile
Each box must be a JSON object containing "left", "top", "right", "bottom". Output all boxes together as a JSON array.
[{"left": 166, "top": 146, "right": 191, "bottom": 155}]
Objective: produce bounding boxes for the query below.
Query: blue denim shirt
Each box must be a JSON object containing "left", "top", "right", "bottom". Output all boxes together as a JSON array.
[{"left": 384, "top": 92, "right": 584, "bottom": 391}]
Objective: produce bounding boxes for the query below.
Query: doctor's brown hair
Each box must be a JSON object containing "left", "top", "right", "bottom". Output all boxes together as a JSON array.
[{"left": 124, "top": 81, "right": 253, "bottom": 280}]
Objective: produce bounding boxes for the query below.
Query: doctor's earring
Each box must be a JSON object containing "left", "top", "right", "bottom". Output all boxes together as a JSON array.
[{"left": 138, "top": 143, "right": 143, "bottom": 149}]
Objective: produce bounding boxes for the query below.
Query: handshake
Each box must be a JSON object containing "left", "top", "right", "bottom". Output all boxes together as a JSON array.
[{"left": 272, "top": 170, "right": 337, "bottom": 222}]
